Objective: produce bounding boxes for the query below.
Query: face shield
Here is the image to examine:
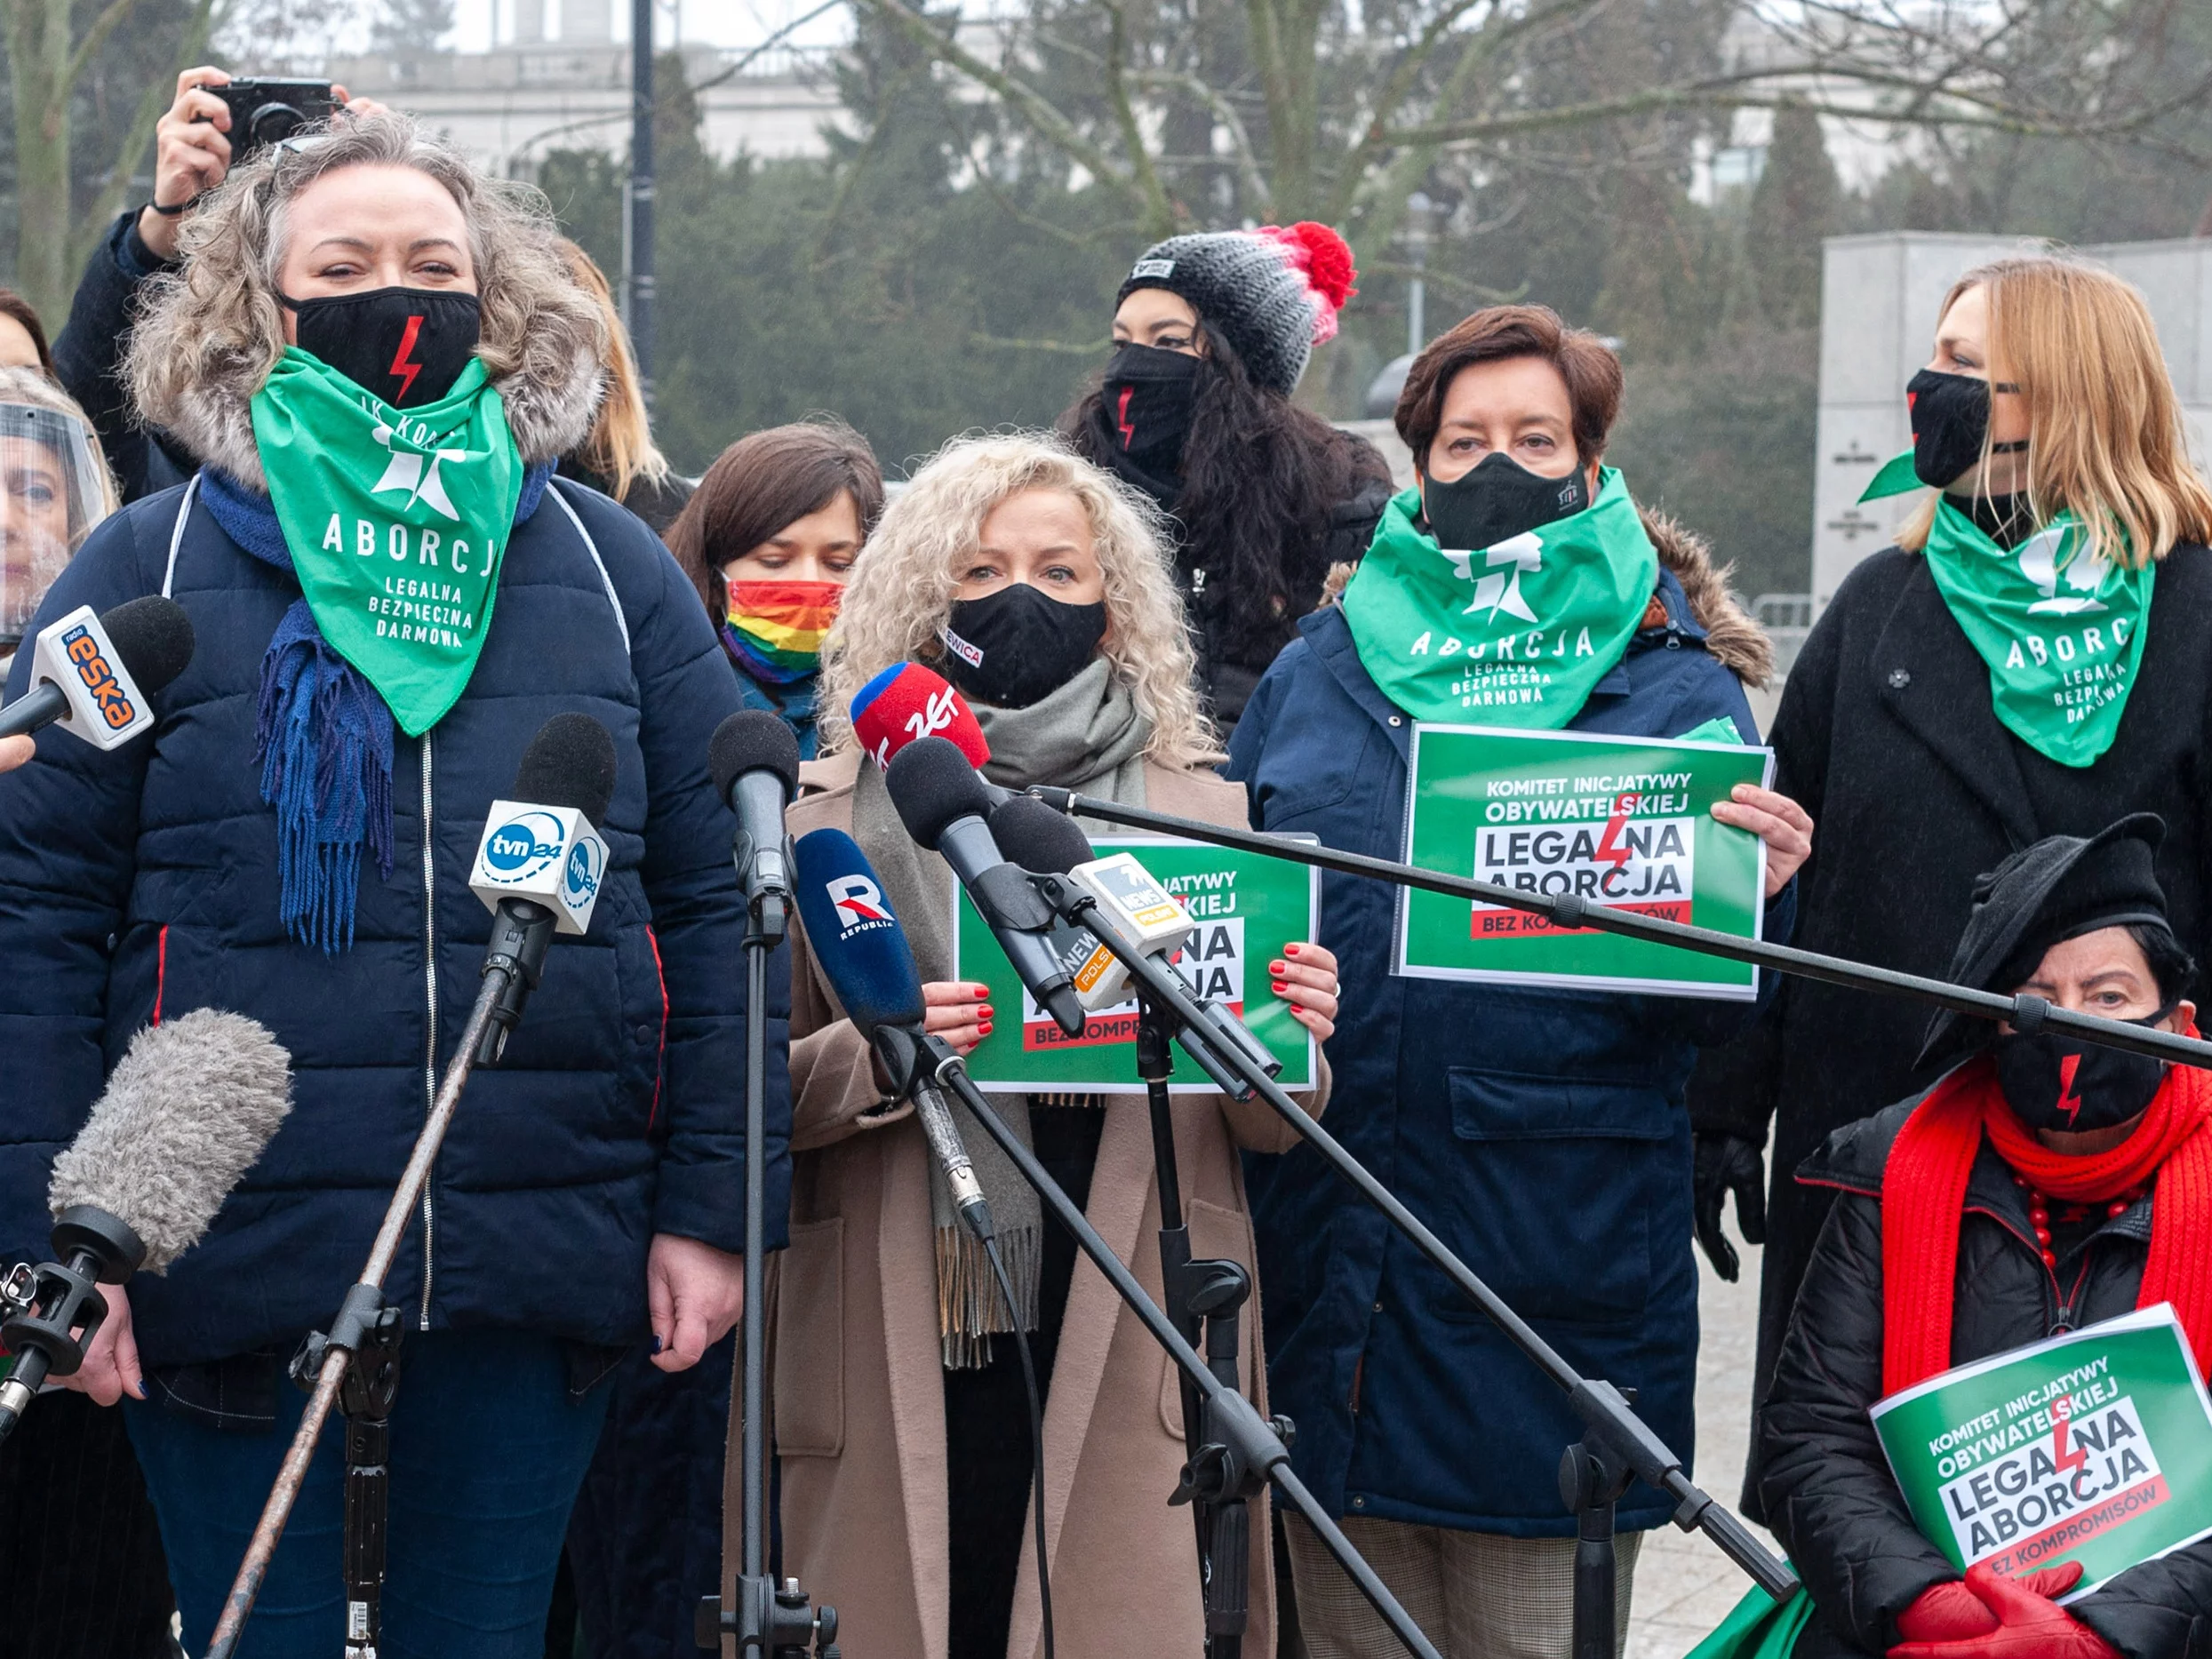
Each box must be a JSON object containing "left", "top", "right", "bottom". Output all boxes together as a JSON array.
[{"left": 0, "top": 403, "right": 108, "bottom": 650}]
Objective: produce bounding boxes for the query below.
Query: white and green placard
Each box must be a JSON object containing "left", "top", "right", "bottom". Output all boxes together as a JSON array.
[
  {"left": 1395, "top": 723, "right": 1774, "bottom": 999},
  {"left": 952, "top": 835, "right": 1318, "bottom": 1094},
  {"left": 1871, "top": 1305, "right": 2212, "bottom": 1599}
]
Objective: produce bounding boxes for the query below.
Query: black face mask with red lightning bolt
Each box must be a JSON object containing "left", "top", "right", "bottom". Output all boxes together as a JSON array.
[
  {"left": 1993, "top": 1009, "right": 2175, "bottom": 1133},
  {"left": 1099, "top": 342, "right": 1199, "bottom": 485},
  {"left": 279, "top": 287, "right": 484, "bottom": 410}
]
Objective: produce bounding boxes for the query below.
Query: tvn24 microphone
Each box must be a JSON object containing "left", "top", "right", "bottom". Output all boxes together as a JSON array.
[
  {"left": 709, "top": 709, "right": 801, "bottom": 931},
  {"left": 850, "top": 660, "right": 991, "bottom": 772},
  {"left": 0, "top": 1009, "right": 292, "bottom": 1443},
  {"left": 0, "top": 595, "right": 195, "bottom": 747},
  {"left": 792, "top": 827, "right": 993, "bottom": 1242},
  {"left": 885, "top": 737, "right": 1085, "bottom": 1038},
  {"left": 468, "top": 713, "right": 618, "bottom": 1065}
]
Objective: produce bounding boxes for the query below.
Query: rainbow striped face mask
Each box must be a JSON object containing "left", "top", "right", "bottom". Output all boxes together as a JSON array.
[{"left": 721, "top": 578, "right": 842, "bottom": 684}]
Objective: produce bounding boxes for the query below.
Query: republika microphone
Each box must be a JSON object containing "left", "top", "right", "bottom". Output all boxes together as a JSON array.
[
  {"left": 792, "top": 827, "right": 993, "bottom": 1241},
  {"left": 0, "top": 1009, "right": 292, "bottom": 1443},
  {"left": 884, "top": 737, "right": 1085, "bottom": 1038},
  {"left": 0, "top": 595, "right": 195, "bottom": 748},
  {"left": 850, "top": 660, "right": 991, "bottom": 773},
  {"left": 709, "top": 709, "right": 801, "bottom": 934},
  {"left": 468, "top": 713, "right": 618, "bottom": 1065}
]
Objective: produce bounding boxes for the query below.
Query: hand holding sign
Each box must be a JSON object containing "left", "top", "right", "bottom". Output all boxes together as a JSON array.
[
  {"left": 1269, "top": 942, "right": 1339, "bottom": 1041},
  {"left": 1710, "top": 784, "right": 1815, "bottom": 897},
  {"left": 921, "top": 979, "right": 994, "bottom": 1055},
  {"left": 1889, "top": 1561, "right": 2117, "bottom": 1659}
]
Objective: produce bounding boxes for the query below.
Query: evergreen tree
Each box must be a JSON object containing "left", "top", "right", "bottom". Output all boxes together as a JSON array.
[{"left": 1745, "top": 102, "right": 1838, "bottom": 331}]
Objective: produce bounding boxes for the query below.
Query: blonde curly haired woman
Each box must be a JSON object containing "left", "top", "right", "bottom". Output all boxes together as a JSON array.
[
  {"left": 0, "top": 114, "right": 772, "bottom": 1656},
  {"left": 768, "top": 433, "right": 1338, "bottom": 1659}
]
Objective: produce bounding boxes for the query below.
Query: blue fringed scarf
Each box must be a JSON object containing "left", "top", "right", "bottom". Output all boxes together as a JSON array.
[{"left": 203, "top": 460, "right": 555, "bottom": 953}]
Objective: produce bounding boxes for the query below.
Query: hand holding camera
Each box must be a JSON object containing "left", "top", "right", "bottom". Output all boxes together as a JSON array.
[{"left": 136, "top": 67, "right": 391, "bottom": 260}]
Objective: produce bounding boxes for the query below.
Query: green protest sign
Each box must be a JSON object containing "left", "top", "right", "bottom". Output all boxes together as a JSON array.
[
  {"left": 952, "top": 836, "right": 1318, "bottom": 1094},
  {"left": 1871, "top": 1306, "right": 2212, "bottom": 1598},
  {"left": 1395, "top": 723, "right": 1774, "bottom": 998}
]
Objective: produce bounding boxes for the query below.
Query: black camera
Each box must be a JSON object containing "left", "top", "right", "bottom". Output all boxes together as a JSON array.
[{"left": 204, "top": 78, "right": 339, "bottom": 159}]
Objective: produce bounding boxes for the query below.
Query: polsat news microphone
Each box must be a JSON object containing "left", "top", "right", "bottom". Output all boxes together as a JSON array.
[{"left": 0, "top": 595, "right": 195, "bottom": 747}]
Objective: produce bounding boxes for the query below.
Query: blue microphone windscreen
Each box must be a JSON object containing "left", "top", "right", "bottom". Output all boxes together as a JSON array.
[{"left": 792, "top": 828, "right": 926, "bottom": 1035}]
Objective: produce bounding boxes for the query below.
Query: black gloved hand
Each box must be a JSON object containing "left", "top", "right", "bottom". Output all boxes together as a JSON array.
[{"left": 1693, "top": 1133, "right": 1768, "bottom": 1282}]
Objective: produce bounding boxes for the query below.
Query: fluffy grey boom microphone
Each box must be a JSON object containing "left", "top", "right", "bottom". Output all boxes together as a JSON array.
[
  {"left": 48, "top": 1007, "right": 295, "bottom": 1273},
  {"left": 0, "top": 1009, "right": 292, "bottom": 1445}
]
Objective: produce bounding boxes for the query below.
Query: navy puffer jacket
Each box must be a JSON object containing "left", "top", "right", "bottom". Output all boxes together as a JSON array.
[
  {"left": 1227, "top": 513, "right": 1793, "bottom": 1535},
  {"left": 0, "top": 466, "right": 791, "bottom": 1365}
]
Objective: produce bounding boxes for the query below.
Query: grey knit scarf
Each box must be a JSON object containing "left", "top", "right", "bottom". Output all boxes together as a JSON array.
[{"left": 850, "top": 658, "right": 1151, "bottom": 1367}]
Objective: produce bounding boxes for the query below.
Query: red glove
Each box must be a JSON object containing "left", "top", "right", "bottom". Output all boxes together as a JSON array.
[
  {"left": 1888, "top": 1561, "right": 2118, "bottom": 1658},
  {"left": 1894, "top": 1582, "right": 1998, "bottom": 1645}
]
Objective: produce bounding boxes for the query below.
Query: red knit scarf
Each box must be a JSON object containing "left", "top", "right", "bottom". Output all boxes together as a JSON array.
[{"left": 1881, "top": 1035, "right": 2212, "bottom": 1395}]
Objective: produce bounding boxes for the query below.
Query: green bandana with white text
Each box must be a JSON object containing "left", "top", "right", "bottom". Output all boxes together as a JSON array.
[
  {"left": 1917, "top": 494, "right": 2152, "bottom": 767},
  {"left": 251, "top": 348, "right": 522, "bottom": 736},
  {"left": 1340, "top": 467, "right": 1659, "bottom": 726}
]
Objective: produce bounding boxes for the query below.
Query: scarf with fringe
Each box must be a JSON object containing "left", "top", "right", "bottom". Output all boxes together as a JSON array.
[{"left": 203, "top": 460, "right": 554, "bottom": 953}]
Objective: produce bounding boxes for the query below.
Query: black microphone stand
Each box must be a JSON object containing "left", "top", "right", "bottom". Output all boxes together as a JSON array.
[
  {"left": 906, "top": 1036, "right": 1445, "bottom": 1659},
  {"left": 694, "top": 876, "right": 838, "bottom": 1659},
  {"left": 1019, "top": 866, "right": 1801, "bottom": 1623},
  {"left": 1033, "top": 788, "right": 2212, "bottom": 1072},
  {"left": 1133, "top": 996, "right": 1261, "bottom": 1659}
]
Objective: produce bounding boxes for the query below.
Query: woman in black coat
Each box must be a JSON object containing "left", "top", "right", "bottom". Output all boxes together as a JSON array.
[
  {"left": 1689, "top": 253, "right": 2212, "bottom": 1513},
  {"left": 1761, "top": 820, "right": 2212, "bottom": 1658},
  {"left": 1059, "top": 222, "right": 1393, "bottom": 738}
]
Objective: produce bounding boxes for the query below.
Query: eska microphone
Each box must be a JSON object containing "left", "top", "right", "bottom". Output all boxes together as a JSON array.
[{"left": 0, "top": 595, "right": 195, "bottom": 748}]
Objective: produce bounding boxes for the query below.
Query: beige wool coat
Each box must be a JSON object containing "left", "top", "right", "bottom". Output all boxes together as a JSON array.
[{"left": 726, "top": 748, "right": 1330, "bottom": 1659}]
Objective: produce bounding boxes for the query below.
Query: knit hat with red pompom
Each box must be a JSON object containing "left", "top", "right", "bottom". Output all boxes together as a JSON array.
[{"left": 1116, "top": 221, "right": 1358, "bottom": 396}]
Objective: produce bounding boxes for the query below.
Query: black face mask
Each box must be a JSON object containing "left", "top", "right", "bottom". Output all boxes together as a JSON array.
[
  {"left": 1906, "top": 366, "right": 2028, "bottom": 491},
  {"left": 1101, "top": 344, "right": 1199, "bottom": 478},
  {"left": 941, "top": 582, "right": 1108, "bottom": 711},
  {"left": 1992, "top": 1009, "right": 2173, "bottom": 1133},
  {"left": 1422, "top": 451, "right": 1588, "bottom": 552},
  {"left": 280, "top": 286, "right": 483, "bottom": 410}
]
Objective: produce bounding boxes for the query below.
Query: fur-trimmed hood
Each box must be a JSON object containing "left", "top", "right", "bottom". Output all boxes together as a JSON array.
[
  {"left": 1641, "top": 506, "right": 1773, "bottom": 690},
  {"left": 1319, "top": 504, "right": 1775, "bottom": 690},
  {"left": 155, "top": 346, "right": 602, "bottom": 495}
]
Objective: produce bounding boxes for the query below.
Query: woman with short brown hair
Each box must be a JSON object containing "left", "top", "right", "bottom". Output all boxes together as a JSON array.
[
  {"left": 665, "top": 419, "right": 884, "bottom": 758},
  {"left": 1230, "top": 300, "right": 1812, "bottom": 1658},
  {"left": 1691, "top": 252, "right": 2212, "bottom": 1525}
]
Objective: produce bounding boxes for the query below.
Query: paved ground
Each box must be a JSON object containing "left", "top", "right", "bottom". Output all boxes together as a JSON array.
[{"left": 1625, "top": 1241, "right": 1777, "bottom": 1658}]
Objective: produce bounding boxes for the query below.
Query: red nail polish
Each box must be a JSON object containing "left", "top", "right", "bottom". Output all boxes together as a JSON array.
[
  {"left": 1285, "top": 944, "right": 1300, "bottom": 956},
  {"left": 978, "top": 1023, "right": 994, "bottom": 1037},
  {"left": 974, "top": 986, "right": 988, "bottom": 999},
  {"left": 1272, "top": 981, "right": 1288, "bottom": 993}
]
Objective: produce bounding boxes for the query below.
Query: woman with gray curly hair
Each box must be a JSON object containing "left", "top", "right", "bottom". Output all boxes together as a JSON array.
[
  {"left": 0, "top": 114, "right": 783, "bottom": 1657},
  {"left": 776, "top": 432, "right": 1338, "bottom": 1657}
]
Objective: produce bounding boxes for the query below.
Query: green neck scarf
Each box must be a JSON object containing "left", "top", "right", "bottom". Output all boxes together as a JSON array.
[
  {"left": 251, "top": 348, "right": 523, "bottom": 736},
  {"left": 1340, "top": 467, "right": 1659, "bottom": 726},
  {"left": 1862, "top": 452, "right": 2153, "bottom": 766}
]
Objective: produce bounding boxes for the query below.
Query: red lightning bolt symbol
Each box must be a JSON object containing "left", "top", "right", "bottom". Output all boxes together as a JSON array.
[
  {"left": 1115, "top": 385, "right": 1138, "bottom": 450},
  {"left": 388, "top": 314, "right": 426, "bottom": 403},
  {"left": 2051, "top": 1395, "right": 2089, "bottom": 1476},
  {"left": 2056, "top": 1052, "right": 2085, "bottom": 1128},
  {"left": 1593, "top": 792, "right": 1636, "bottom": 873}
]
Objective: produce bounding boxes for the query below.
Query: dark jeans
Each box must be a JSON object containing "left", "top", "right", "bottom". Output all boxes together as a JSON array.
[{"left": 126, "top": 1328, "right": 611, "bottom": 1659}]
